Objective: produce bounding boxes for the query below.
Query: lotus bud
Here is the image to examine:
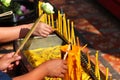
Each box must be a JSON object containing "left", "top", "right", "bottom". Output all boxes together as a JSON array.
[
  {"left": 1, "top": 0, "right": 11, "bottom": 7},
  {"left": 41, "top": 2, "right": 54, "bottom": 14}
]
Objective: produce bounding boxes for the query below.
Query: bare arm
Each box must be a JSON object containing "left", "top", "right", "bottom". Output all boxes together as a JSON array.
[
  {"left": 13, "top": 64, "right": 48, "bottom": 80},
  {"left": 0, "top": 23, "right": 32, "bottom": 43},
  {"left": 0, "top": 22, "right": 53, "bottom": 43},
  {"left": 13, "top": 59, "right": 67, "bottom": 80}
]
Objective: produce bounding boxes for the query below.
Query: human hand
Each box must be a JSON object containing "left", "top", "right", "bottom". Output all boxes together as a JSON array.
[
  {"left": 33, "top": 22, "right": 54, "bottom": 37},
  {"left": 42, "top": 59, "right": 67, "bottom": 78},
  {"left": 0, "top": 52, "right": 21, "bottom": 72}
]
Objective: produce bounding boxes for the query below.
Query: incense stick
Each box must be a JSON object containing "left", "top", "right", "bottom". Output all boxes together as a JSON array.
[
  {"left": 0, "top": 11, "right": 13, "bottom": 17},
  {"left": 63, "top": 44, "right": 71, "bottom": 60},
  {"left": 14, "top": 14, "right": 44, "bottom": 56}
]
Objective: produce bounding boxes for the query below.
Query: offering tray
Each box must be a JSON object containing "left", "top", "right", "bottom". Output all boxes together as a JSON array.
[{"left": 15, "top": 31, "right": 68, "bottom": 71}]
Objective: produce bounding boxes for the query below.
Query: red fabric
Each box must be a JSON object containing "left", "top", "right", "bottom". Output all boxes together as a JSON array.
[{"left": 98, "top": 0, "right": 120, "bottom": 19}]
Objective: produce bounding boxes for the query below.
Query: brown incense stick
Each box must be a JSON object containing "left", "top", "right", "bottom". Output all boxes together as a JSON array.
[{"left": 0, "top": 11, "right": 13, "bottom": 17}]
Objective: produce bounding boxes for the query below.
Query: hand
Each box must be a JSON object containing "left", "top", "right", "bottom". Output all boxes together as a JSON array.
[
  {"left": 33, "top": 22, "right": 54, "bottom": 37},
  {"left": 0, "top": 52, "right": 21, "bottom": 72},
  {"left": 42, "top": 59, "right": 68, "bottom": 78}
]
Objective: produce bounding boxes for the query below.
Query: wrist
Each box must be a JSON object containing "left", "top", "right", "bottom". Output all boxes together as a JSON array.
[{"left": 18, "top": 23, "right": 33, "bottom": 38}]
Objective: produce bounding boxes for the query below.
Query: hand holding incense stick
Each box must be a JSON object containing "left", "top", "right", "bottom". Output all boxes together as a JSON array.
[{"left": 14, "top": 2, "right": 54, "bottom": 56}]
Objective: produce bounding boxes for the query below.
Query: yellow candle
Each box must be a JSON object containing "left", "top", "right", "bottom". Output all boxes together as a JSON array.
[
  {"left": 106, "top": 67, "right": 109, "bottom": 80},
  {"left": 39, "top": 13, "right": 44, "bottom": 22},
  {"left": 47, "top": 15, "right": 50, "bottom": 25},
  {"left": 55, "top": 19, "right": 58, "bottom": 31},
  {"left": 50, "top": 13, "right": 54, "bottom": 28},
  {"left": 76, "top": 37, "right": 80, "bottom": 46},
  {"left": 38, "top": 1, "right": 45, "bottom": 22},
  {"left": 44, "top": 13, "right": 47, "bottom": 24},
  {"left": 62, "top": 14, "right": 67, "bottom": 39},
  {"left": 95, "top": 51, "right": 98, "bottom": 76},
  {"left": 95, "top": 51, "right": 100, "bottom": 80},
  {"left": 38, "top": 1, "right": 43, "bottom": 16},
  {"left": 58, "top": 10, "right": 60, "bottom": 33},
  {"left": 60, "top": 14, "right": 63, "bottom": 35},
  {"left": 87, "top": 52, "right": 91, "bottom": 70},
  {"left": 71, "top": 21, "right": 76, "bottom": 45},
  {"left": 67, "top": 19, "right": 70, "bottom": 42}
]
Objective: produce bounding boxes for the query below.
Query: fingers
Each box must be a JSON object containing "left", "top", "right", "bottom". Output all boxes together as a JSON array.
[
  {"left": 3, "top": 52, "right": 14, "bottom": 59},
  {"left": 58, "top": 74, "right": 65, "bottom": 78},
  {"left": 34, "top": 22, "right": 55, "bottom": 37},
  {"left": 56, "top": 69, "right": 67, "bottom": 78},
  {"left": 8, "top": 56, "right": 21, "bottom": 64},
  {"left": 15, "top": 60, "right": 20, "bottom": 65},
  {"left": 5, "top": 52, "right": 21, "bottom": 64},
  {"left": 55, "top": 60, "right": 67, "bottom": 78},
  {"left": 40, "top": 31, "right": 51, "bottom": 37},
  {"left": 2, "top": 69, "right": 7, "bottom": 73},
  {"left": 61, "top": 69, "right": 67, "bottom": 74},
  {"left": 7, "top": 64, "right": 14, "bottom": 70},
  {"left": 41, "top": 27, "right": 53, "bottom": 36},
  {"left": 62, "top": 60, "right": 67, "bottom": 65}
]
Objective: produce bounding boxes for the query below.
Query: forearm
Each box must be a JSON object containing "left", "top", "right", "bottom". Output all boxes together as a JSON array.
[
  {"left": 0, "top": 23, "right": 33, "bottom": 43},
  {"left": 13, "top": 64, "right": 48, "bottom": 80}
]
